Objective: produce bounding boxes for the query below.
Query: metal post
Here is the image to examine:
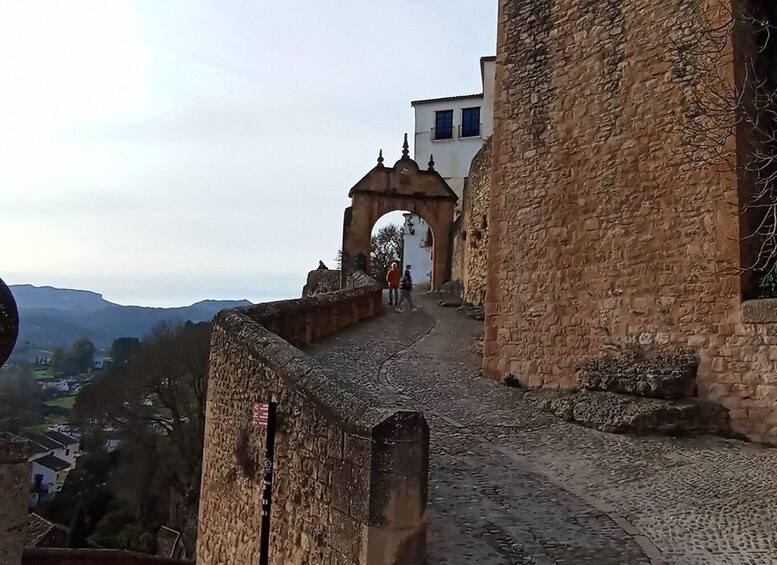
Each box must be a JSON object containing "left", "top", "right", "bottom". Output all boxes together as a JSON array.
[{"left": 259, "top": 400, "right": 277, "bottom": 565}]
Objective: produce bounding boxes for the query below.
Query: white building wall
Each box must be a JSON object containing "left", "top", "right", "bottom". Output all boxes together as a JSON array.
[
  {"left": 54, "top": 443, "right": 78, "bottom": 466},
  {"left": 412, "top": 97, "right": 484, "bottom": 201},
  {"left": 411, "top": 57, "right": 496, "bottom": 204},
  {"left": 402, "top": 214, "right": 433, "bottom": 285},
  {"left": 31, "top": 462, "right": 58, "bottom": 494},
  {"left": 481, "top": 58, "right": 496, "bottom": 139},
  {"left": 27, "top": 445, "right": 77, "bottom": 466},
  {"left": 405, "top": 56, "right": 495, "bottom": 286}
]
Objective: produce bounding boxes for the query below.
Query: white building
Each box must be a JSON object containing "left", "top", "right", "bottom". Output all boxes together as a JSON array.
[
  {"left": 40, "top": 380, "right": 70, "bottom": 393},
  {"left": 402, "top": 213, "right": 433, "bottom": 286},
  {"left": 403, "top": 56, "right": 495, "bottom": 281},
  {"left": 40, "top": 430, "right": 80, "bottom": 466},
  {"left": 26, "top": 430, "right": 79, "bottom": 505},
  {"left": 27, "top": 432, "right": 79, "bottom": 478},
  {"left": 411, "top": 56, "right": 495, "bottom": 202},
  {"left": 31, "top": 454, "right": 70, "bottom": 497}
]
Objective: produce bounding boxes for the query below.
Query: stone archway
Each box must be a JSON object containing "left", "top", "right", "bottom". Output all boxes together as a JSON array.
[{"left": 341, "top": 135, "right": 457, "bottom": 290}]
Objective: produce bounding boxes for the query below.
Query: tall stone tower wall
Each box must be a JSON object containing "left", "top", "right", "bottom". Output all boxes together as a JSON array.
[
  {"left": 485, "top": 0, "right": 777, "bottom": 442},
  {"left": 0, "top": 434, "right": 30, "bottom": 565}
]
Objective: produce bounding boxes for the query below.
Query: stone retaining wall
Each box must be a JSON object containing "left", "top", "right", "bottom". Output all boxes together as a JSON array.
[
  {"left": 485, "top": 0, "right": 777, "bottom": 442},
  {"left": 197, "top": 273, "right": 429, "bottom": 564},
  {"left": 302, "top": 269, "right": 342, "bottom": 297}
]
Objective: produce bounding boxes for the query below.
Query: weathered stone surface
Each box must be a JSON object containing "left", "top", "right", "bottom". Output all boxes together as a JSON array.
[
  {"left": 308, "top": 293, "right": 777, "bottom": 563},
  {"left": 302, "top": 269, "right": 341, "bottom": 297},
  {"left": 0, "top": 433, "right": 29, "bottom": 565},
  {"left": 346, "top": 271, "right": 381, "bottom": 291},
  {"left": 197, "top": 274, "right": 428, "bottom": 565},
  {"left": 439, "top": 280, "right": 462, "bottom": 300},
  {"left": 459, "top": 303, "right": 485, "bottom": 321},
  {"left": 741, "top": 299, "right": 777, "bottom": 324},
  {"left": 483, "top": 0, "right": 777, "bottom": 442},
  {"left": 451, "top": 138, "right": 491, "bottom": 306},
  {"left": 528, "top": 390, "right": 729, "bottom": 436},
  {"left": 575, "top": 347, "right": 698, "bottom": 399}
]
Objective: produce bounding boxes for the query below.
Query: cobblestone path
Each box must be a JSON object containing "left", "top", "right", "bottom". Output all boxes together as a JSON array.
[{"left": 305, "top": 293, "right": 777, "bottom": 565}]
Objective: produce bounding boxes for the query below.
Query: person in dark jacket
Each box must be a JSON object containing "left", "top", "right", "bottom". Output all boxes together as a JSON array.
[{"left": 395, "top": 269, "right": 416, "bottom": 312}]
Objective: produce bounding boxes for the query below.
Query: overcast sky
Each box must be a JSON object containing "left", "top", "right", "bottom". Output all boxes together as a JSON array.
[{"left": 1, "top": 1, "right": 497, "bottom": 307}]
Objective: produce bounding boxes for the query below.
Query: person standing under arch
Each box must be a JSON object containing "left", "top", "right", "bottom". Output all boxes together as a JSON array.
[
  {"left": 395, "top": 268, "right": 417, "bottom": 313},
  {"left": 386, "top": 262, "right": 401, "bottom": 306}
]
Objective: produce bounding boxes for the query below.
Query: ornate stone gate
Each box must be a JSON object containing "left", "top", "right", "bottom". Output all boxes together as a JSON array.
[{"left": 341, "top": 135, "right": 458, "bottom": 290}]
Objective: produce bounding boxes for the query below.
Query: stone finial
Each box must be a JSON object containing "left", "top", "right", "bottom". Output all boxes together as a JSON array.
[
  {"left": 428, "top": 154, "right": 435, "bottom": 171},
  {"left": 377, "top": 149, "right": 384, "bottom": 167},
  {"left": 402, "top": 133, "right": 409, "bottom": 158}
]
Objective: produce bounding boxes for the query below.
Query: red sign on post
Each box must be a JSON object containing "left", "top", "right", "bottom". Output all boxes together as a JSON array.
[{"left": 253, "top": 403, "right": 269, "bottom": 428}]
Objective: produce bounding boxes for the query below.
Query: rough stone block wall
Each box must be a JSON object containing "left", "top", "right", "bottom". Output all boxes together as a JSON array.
[
  {"left": 461, "top": 138, "right": 492, "bottom": 306},
  {"left": 302, "top": 269, "right": 342, "bottom": 297},
  {"left": 450, "top": 139, "right": 492, "bottom": 306},
  {"left": 1, "top": 434, "right": 30, "bottom": 565},
  {"left": 486, "top": 0, "right": 777, "bottom": 442},
  {"left": 198, "top": 278, "right": 429, "bottom": 564},
  {"left": 451, "top": 218, "right": 465, "bottom": 289}
]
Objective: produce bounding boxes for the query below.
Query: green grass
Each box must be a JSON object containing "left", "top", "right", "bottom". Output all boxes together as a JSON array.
[
  {"left": 46, "top": 395, "right": 77, "bottom": 410},
  {"left": 33, "top": 368, "right": 55, "bottom": 379}
]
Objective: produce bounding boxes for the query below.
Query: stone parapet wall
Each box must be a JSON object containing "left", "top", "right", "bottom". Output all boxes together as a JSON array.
[
  {"left": 302, "top": 269, "right": 342, "bottom": 297},
  {"left": 21, "top": 549, "right": 191, "bottom": 565},
  {"left": 1, "top": 433, "right": 30, "bottom": 565},
  {"left": 198, "top": 274, "right": 429, "bottom": 564},
  {"left": 486, "top": 0, "right": 777, "bottom": 442}
]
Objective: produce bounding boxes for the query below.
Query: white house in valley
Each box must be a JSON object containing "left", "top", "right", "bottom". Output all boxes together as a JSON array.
[
  {"left": 26, "top": 430, "right": 80, "bottom": 506},
  {"left": 31, "top": 454, "right": 70, "bottom": 497},
  {"left": 27, "top": 430, "right": 79, "bottom": 466}
]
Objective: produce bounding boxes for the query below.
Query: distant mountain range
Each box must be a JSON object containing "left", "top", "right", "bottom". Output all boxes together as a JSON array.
[{"left": 10, "top": 285, "right": 252, "bottom": 349}]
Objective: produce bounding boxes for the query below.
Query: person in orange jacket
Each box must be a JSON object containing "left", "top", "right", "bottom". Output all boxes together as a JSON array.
[{"left": 385, "top": 262, "right": 401, "bottom": 306}]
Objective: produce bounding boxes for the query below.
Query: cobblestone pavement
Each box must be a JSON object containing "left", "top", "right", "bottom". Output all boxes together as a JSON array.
[{"left": 305, "top": 293, "right": 777, "bottom": 565}]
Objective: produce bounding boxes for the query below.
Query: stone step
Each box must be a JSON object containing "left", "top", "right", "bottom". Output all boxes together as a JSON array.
[{"left": 527, "top": 389, "right": 729, "bottom": 436}]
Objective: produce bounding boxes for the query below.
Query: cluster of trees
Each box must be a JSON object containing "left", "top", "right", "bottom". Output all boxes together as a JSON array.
[
  {"left": 110, "top": 337, "right": 140, "bottom": 365},
  {"left": 0, "top": 365, "right": 44, "bottom": 433},
  {"left": 335, "top": 223, "right": 405, "bottom": 285},
  {"left": 370, "top": 224, "right": 404, "bottom": 285},
  {"left": 52, "top": 337, "right": 95, "bottom": 375},
  {"left": 45, "top": 321, "right": 211, "bottom": 554}
]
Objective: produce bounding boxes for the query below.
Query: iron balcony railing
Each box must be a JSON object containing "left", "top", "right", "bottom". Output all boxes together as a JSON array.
[{"left": 429, "top": 123, "right": 482, "bottom": 141}]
